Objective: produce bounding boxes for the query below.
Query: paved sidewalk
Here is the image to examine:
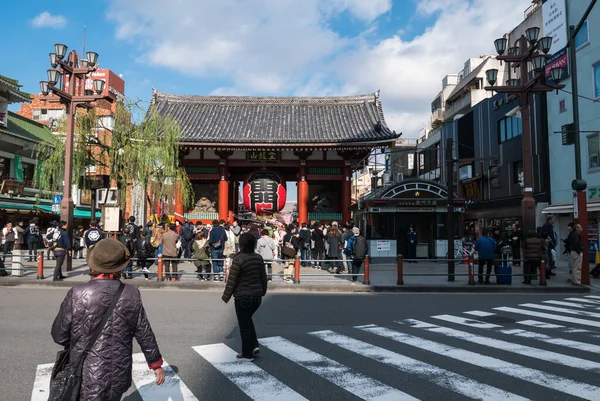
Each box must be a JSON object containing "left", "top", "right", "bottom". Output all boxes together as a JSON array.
[{"left": 0, "top": 253, "right": 594, "bottom": 293}]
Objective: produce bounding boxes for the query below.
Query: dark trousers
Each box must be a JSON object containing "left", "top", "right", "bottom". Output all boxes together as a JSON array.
[
  {"left": 351, "top": 259, "right": 364, "bottom": 281},
  {"left": 478, "top": 259, "right": 494, "bottom": 282},
  {"left": 3, "top": 242, "right": 14, "bottom": 260},
  {"left": 511, "top": 246, "right": 521, "bottom": 266},
  {"left": 406, "top": 244, "right": 416, "bottom": 261},
  {"left": 327, "top": 255, "right": 341, "bottom": 273},
  {"left": 138, "top": 258, "right": 151, "bottom": 279},
  {"left": 53, "top": 255, "right": 65, "bottom": 279},
  {"left": 182, "top": 241, "right": 193, "bottom": 259},
  {"left": 211, "top": 249, "right": 224, "bottom": 274},
  {"left": 235, "top": 296, "right": 262, "bottom": 358},
  {"left": 28, "top": 242, "right": 38, "bottom": 261},
  {"left": 265, "top": 263, "right": 272, "bottom": 280},
  {"left": 523, "top": 260, "right": 538, "bottom": 283}
]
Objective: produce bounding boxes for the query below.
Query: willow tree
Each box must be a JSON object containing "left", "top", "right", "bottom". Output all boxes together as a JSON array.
[{"left": 35, "top": 100, "right": 194, "bottom": 219}]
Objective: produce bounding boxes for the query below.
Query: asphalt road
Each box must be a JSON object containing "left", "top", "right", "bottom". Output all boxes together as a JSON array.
[{"left": 4, "top": 287, "right": 600, "bottom": 400}]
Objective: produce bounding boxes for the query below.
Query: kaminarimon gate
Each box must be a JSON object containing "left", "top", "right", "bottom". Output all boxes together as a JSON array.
[{"left": 151, "top": 90, "right": 399, "bottom": 225}]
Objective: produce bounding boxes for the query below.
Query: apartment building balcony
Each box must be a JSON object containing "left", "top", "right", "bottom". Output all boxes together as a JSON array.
[{"left": 430, "top": 108, "right": 445, "bottom": 127}]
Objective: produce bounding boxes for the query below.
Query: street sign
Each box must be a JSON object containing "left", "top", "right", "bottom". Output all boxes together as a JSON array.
[
  {"left": 573, "top": 191, "right": 578, "bottom": 219},
  {"left": 52, "top": 195, "right": 62, "bottom": 205},
  {"left": 52, "top": 204, "right": 60, "bottom": 213}
]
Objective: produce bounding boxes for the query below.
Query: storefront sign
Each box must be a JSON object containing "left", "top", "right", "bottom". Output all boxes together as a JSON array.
[
  {"left": 395, "top": 200, "right": 438, "bottom": 207},
  {"left": 102, "top": 206, "right": 120, "bottom": 232},
  {"left": 243, "top": 171, "right": 286, "bottom": 214},
  {"left": 542, "top": 0, "right": 567, "bottom": 54},
  {"left": 246, "top": 151, "right": 280, "bottom": 162},
  {"left": 573, "top": 191, "right": 579, "bottom": 218},
  {"left": 545, "top": 47, "right": 569, "bottom": 84},
  {"left": 0, "top": 180, "right": 25, "bottom": 195},
  {"left": 376, "top": 240, "right": 391, "bottom": 251},
  {"left": 80, "top": 189, "right": 92, "bottom": 205},
  {"left": 0, "top": 101, "right": 7, "bottom": 127},
  {"left": 588, "top": 186, "right": 600, "bottom": 200},
  {"left": 14, "top": 156, "right": 23, "bottom": 182},
  {"left": 396, "top": 207, "right": 436, "bottom": 213}
]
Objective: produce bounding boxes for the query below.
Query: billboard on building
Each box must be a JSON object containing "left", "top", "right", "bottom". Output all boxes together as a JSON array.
[{"left": 64, "top": 69, "right": 125, "bottom": 99}]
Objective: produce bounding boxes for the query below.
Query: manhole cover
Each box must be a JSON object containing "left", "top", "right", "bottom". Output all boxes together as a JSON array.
[{"left": 478, "top": 316, "right": 516, "bottom": 324}]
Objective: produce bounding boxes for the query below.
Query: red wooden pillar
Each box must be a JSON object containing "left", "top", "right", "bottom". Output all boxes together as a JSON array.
[
  {"left": 174, "top": 182, "right": 184, "bottom": 223},
  {"left": 298, "top": 161, "right": 308, "bottom": 225},
  {"left": 342, "top": 163, "right": 351, "bottom": 224},
  {"left": 218, "top": 160, "right": 229, "bottom": 221}
]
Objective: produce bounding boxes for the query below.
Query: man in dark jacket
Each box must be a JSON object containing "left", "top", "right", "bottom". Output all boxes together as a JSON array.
[
  {"left": 298, "top": 222, "right": 311, "bottom": 266},
  {"left": 566, "top": 223, "right": 584, "bottom": 286},
  {"left": 136, "top": 231, "right": 154, "bottom": 280},
  {"left": 209, "top": 219, "right": 227, "bottom": 280},
  {"left": 222, "top": 233, "right": 268, "bottom": 362},
  {"left": 52, "top": 221, "right": 71, "bottom": 281},
  {"left": 348, "top": 227, "right": 369, "bottom": 283},
  {"left": 405, "top": 225, "right": 418, "bottom": 263},
  {"left": 51, "top": 239, "right": 164, "bottom": 400},
  {"left": 180, "top": 219, "right": 195, "bottom": 259},
  {"left": 84, "top": 220, "right": 104, "bottom": 249},
  {"left": 282, "top": 225, "right": 299, "bottom": 282},
  {"left": 475, "top": 228, "right": 496, "bottom": 284},
  {"left": 119, "top": 225, "right": 136, "bottom": 279},
  {"left": 23, "top": 220, "right": 40, "bottom": 262},
  {"left": 523, "top": 230, "right": 544, "bottom": 284},
  {"left": 541, "top": 215, "right": 557, "bottom": 270}
]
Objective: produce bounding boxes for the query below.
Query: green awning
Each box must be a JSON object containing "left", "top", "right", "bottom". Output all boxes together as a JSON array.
[{"left": 0, "top": 202, "right": 101, "bottom": 219}]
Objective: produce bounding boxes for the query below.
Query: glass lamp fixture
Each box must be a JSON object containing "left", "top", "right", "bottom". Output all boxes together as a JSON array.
[
  {"left": 525, "top": 27, "right": 541, "bottom": 44},
  {"left": 494, "top": 38, "right": 508, "bottom": 55},
  {"left": 49, "top": 53, "right": 58, "bottom": 68},
  {"left": 47, "top": 69, "right": 61, "bottom": 85},
  {"left": 486, "top": 69, "right": 498, "bottom": 86},
  {"left": 54, "top": 43, "right": 67, "bottom": 60},
  {"left": 93, "top": 79, "right": 105, "bottom": 95},
  {"left": 40, "top": 81, "right": 49, "bottom": 96},
  {"left": 86, "top": 52, "right": 99, "bottom": 67},
  {"left": 531, "top": 55, "right": 547, "bottom": 71},
  {"left": 538, "top": 36, "right": 553, "bottom": 54}
]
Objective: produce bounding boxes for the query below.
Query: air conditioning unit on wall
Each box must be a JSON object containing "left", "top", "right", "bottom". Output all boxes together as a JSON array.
[{"left": 96, "top": 188, "right": 118, "bottom": 204}]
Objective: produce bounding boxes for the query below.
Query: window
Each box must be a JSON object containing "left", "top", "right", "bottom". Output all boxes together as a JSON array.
[
  {"left": 559, "top": 99, "right": 567, "bottom": 113},
  {"left": 40, "top": 109, "right": 48, "bottom": 116},
  {"left": 513, "top": 160, "right": 523, "bottom": 185},
  {"left": 32, "top": 109, "right": 40, "bottom": 121},
  {"left": 22, "top": 163, "right": 35, "bottom": 182},
  {"left": 97, "top": 116, "right": 114, "bottom": 130},
  {"left": 594, "top": 62, "right": 600, "bottom": 99},
  {"left": 0, "top": 157, "right": 10, "bottom": 177},
  {"left": 575, "top": 20, "right": 589, "bottom": 49},
  {"left": 498, "top": 115, "right": 523, "bottom": 143},
  {"left": 589, "top": 134, "right": 600, "bottom": 169}
]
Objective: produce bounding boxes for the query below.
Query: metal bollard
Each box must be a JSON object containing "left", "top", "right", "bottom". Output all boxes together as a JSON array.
[
  {"left": 539, "top": 259, "right": 547, "bottom": 286},
  {"left": 37, "top": 251, "right": 44, "bottom": 280},
  {"left": 11, "top": 249, "right": 24, "bottom": 277},
  {"left": 157, "top": 256, "right": 164, "bottom": 282},
  {"left": 293, "top": 257, "right": 300, "bottom": 284},
  {"left": 397, "top": 255, "right": 404, "bottom": 285},
  {"left": 467, "top": 255, "right": 475, "bottom": 285},
  {"left": 363, "top": 257, "right": 371, "bottom": 285}
]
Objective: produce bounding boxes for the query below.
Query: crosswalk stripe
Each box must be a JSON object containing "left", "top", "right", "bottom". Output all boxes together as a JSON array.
[
  {"left": 463, "top": 310, "right": 496, "bottom": 317},
  {"left": 430, "top": 314, "right": 600, "bottom": 354},
  {"left": 131, "top": 353, "right": 199, "bottom": 400},
  {"left": 517, "top": 319, "right": 564, "bottom": 329},
  {"left": 192, "top": 343, "right": 307, "bottom": 401},
  {"left": 30, "top": 364, "right": 53, "bottom": 401},
  {"left": 357, "top": 324, "right": 600, "bottom": 400},
  {"left": 404, "top": 319, "right": 600, "bottom": 371},
  {"left": 520, "top": 303, "right": 600, "bottom": 319},
  {"left": 585, "top": 295, "right": 600, "bottom": 299},
  {"left": 494, "top": 306, "right": 600, "bottom": 328},
  {"left": 432, "top": 314, "right": 503, "bottom": 329},
  {"left": 565, "top": 297, "right": 600, "bottom": 304},
  {"left": 260, "top": 336, "right": 417, "bottom": 401},
  {"left": 310, "top": 329, "right": 527, "bottom": 401},
  {"left": 544, "top": 300, "right": 600, "bottom": 309}
]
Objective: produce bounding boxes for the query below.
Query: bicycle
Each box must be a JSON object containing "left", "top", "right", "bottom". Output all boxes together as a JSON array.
[{"left": 446, "top": 241, "right": 475, "bottom": 262}]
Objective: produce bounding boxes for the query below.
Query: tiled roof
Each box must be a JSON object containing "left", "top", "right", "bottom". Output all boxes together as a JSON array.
[
  {"left": 1, "top": 111, "right": 53, "bottom": 143},
  {"left": 0, "top": 75, "right": 31, "bottom": 103},
  {"left": 152, "top": 90, "right": 399, "bottom": 145}
]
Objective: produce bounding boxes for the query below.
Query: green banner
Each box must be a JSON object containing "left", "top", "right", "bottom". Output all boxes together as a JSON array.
[{"left": 14, "top": 156, "right": 23, "bottom": 182}]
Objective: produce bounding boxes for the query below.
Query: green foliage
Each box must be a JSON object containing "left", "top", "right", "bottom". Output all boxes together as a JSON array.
[{"left": 35, "top": 100, "right": 194, "bottom": 213}]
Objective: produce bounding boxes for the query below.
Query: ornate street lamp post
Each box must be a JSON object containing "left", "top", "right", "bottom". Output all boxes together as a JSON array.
[
  {"left": 484, "top": 29, "right": 565, "bottom": 237},
  {"left": 40, "top": 43, "right": 113, "bottom": 271}
]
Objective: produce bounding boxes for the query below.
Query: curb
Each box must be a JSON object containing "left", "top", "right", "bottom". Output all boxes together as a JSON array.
[{"left": 0, "top": 279, "right": 591, "bottom": 293}]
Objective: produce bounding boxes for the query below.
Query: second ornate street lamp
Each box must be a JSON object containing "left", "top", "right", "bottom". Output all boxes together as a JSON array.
[
  {"left": 39, "top": 43, "right": 115, "bottom": 271},
  {"left": 484, "top": 31, "right": 565, "bottom": 240}
]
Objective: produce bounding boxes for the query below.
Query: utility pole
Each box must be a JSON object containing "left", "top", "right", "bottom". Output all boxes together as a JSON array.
[
  {"left": 446, "top": 138, "right": 455, "bottom": 281},
  {"left": 567, "top": 0, "right": 597, "bottom": 285}
]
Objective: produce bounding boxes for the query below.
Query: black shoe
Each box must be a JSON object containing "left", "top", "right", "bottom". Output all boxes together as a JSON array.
[
  {"left": 549, "top": 272, "right": 556, "bottom": 276},
  {"left": 253, "top": 347, "right": 260, "bottom": 356},
  {"left": 236, "top": 354, "right": 254, "bottom": 362},
  {"left": 484, "top": 280, "right": 491, "bottom": 284}
]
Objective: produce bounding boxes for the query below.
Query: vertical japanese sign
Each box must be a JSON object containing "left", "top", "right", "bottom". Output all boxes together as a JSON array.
[
  {"left": 543, "top": 0, "right": 569, "bottom": 83},
  {"left": 0, "top": 100, "right": 8, "bottom": 127}
]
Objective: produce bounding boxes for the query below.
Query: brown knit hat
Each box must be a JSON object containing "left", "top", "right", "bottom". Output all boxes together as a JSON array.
[{"left": 87, "top": 239, "right": 131, "bottom": 273}]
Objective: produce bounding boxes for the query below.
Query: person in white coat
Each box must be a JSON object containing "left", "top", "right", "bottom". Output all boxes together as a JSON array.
[{"left": 256, "top": 229, "right": 276, "bottom": 281}]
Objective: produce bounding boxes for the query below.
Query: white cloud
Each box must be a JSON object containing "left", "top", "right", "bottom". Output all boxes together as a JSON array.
[
  {"left": 30, "top": 11, "right": 67, "bottom": 29},
  {"left": 108, "top": 0, "right": 528, "bottom": 138}
]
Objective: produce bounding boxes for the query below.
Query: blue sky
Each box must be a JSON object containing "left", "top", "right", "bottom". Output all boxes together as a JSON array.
[{"left": 3, "top": 0, "right": 528, "bottom": 137}]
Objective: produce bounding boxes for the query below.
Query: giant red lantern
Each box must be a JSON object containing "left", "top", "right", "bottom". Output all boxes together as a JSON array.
[{"left": 243, "top": 171, "right": 286, "bottom": 214}]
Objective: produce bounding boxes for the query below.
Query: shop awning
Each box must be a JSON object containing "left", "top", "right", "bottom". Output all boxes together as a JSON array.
[
  {"left": 0, "top": 202, "right": 101, "bottom": 218},
  {"left": 542, "top": 202, "right": 600, "bottom": 214}
]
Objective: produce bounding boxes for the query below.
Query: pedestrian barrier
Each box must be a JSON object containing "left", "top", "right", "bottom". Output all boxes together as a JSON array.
[
  {"left": 293, "top": 257, "right": 300, "bottom": 284},
  {"left": 363, "top": 257, "right": 370, "bottom": 285},
  {"left": 396, "top": 256, "right": 404, "bottom": 285},
  {"left": 157, "top": 256, "right": 164, "bottom": 282},
  {"left": 540, "top": 259, "right": 547, "bottom": 286},
  {"left": 467, "top": 255, "right": 475, "bottom": 285},
  {"left": 37, "top": 251, "right": 44, "bottom": 280}
]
